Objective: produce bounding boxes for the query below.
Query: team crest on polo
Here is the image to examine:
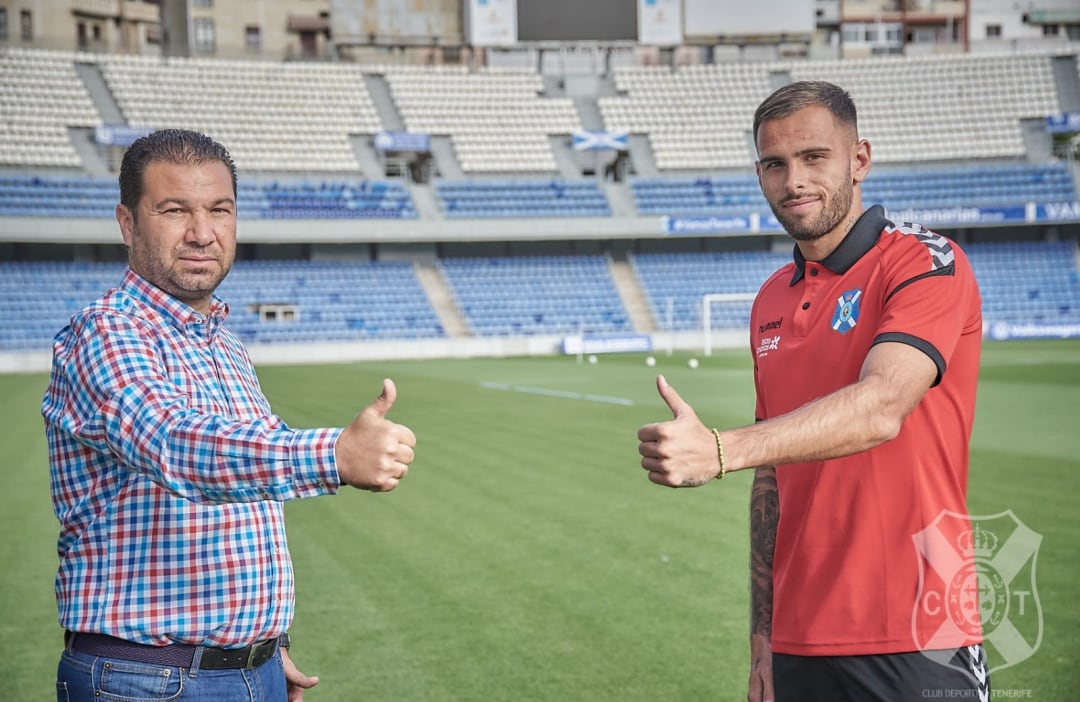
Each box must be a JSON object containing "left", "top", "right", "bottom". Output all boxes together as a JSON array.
[
  {"left": 830, "top": 289, "right": 862, "bottom": 333},
  {"left": 912, "top": 510, "right": 1043, "bottom": 674}
]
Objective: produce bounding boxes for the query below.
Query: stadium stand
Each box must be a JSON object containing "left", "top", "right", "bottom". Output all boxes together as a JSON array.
[
  {"left": 5, "top": 164, "right": 1066, "bottom": 221},
  {"left": 439, "top": 256, "right": 630, "bottom": 336},
  {"left": 630, "top": 162, "right": 1077, "bottom": 217},
  {"left": 630, "top": 243, "right": 1080, "bottom": 335},
  {"left": 785, "top": 53, "right": 1059, "bottom": 163},
  {"left": 215, "top": 260, "right": 443, "bottom": 343},
  {"left": 600, "top": 63, "right": 770, "bottom": 170},
  {"left": 0, "top": 174, "right": 117, "bottom": 218},
  {"left": 0, "top": 49, "right": 101, "bottom": 168},
  {"left": 437, "top": 179, "right": 610, "bottom": 218},
  {"left": 631, "top": 175, "right": 768, "bottom": 217},
  {"left": 632, "top": 251, "right": 789, "bottom": 332},
  {"left": 0, "top": 260, "right": 443, "bottom": 351},
  {"left": 0, "top": 175, "right": 416, "bottom": 219},
  {"left": 98, "top": 54, "right": 383, "bottom": 172},
  {"left": 861, "top": 163, "right": 1076, "bottom": 210},
  {"left": 966, "top": 240, "right": 1080, "bottom": 329},
  {"left": 1, "top": 46, "right": 1079, "bottom": 360},
  {"left": 600, "top": 53, "right": 1061, "bottom": 169},
  {"left": 0, "top": 261, "right": 127, "bottom": 351},
  {"left": 385, "top": 68, "right": 581, "bottom": 173},
  {"left": 7, "top": 242, "right": 1074, "bottom": 352},
  {"left": 251, "top": 180, "right": 417, "bottom": 219}
]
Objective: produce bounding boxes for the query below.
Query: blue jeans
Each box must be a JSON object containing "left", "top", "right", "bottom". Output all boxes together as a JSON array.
[{"left": 56, "top": 647, "right": 287, "bottom": 701}]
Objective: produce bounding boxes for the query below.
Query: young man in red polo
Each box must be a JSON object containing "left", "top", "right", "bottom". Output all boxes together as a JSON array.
[{"left": 637, "top": 81, "right": 986, "bottom": 700}]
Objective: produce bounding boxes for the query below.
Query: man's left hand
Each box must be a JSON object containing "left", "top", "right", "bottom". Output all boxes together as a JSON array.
[{"left": 281, "top": 646, "right": 319, "bottom": 701}]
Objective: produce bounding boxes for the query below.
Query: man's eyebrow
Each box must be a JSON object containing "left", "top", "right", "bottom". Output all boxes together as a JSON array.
[
  {"left": 795, "top": 145, "right": 833, "bottom": 156},
  {"left": 758, "top": 145, "right": 834, "bottom": 163},
  {"left": 150, "top": 197, "right": 235, "bottom": 209}
]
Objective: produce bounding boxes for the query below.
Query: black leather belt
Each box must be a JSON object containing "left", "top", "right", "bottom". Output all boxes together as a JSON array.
[{"left": 65, "top": 631, "right": 280, "bottom": 670}]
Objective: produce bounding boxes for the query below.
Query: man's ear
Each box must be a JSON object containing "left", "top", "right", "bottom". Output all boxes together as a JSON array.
[
  {"left": 116, "top": 204, "right": 134, "bottom": 248},
  {"left": 851, "top": 138, "right": 871, "bottom": 185}
]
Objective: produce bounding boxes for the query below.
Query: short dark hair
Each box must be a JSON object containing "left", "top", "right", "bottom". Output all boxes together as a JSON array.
[
  {"left": 118, "top": 129, "right": 237, "bottom": 213},
  {"left": 753, "top": 81, "right": 858, "bottom": 143}
]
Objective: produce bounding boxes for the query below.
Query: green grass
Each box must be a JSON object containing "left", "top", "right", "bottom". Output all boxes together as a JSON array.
[{"left": 2, "top": 340, "right": 1078, "bottom": 700}]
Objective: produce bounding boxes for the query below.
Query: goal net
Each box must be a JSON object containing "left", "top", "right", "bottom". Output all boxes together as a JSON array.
[{"left": 702, "top": 293, "right": 757, "bottom": 355}]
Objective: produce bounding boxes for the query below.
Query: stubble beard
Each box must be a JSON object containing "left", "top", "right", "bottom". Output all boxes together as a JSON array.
[
  {"left": 130, "top": 240, "right": 232, "bottom": 307},
  {"left": 771, "top": 177, "right": 855, "bottom": 243}
]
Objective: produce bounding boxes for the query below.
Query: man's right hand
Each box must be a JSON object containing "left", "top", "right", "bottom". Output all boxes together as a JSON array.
[
  {"left": 747, "top": 633, "right": 774, "bottom": 702},
  {"left": 334, "top": 379, "right": 417, "bottom": 492}
]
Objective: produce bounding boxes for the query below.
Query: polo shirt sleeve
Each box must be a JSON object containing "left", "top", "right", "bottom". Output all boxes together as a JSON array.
[{"left": 872, "top": 229, "right": 982, "bottom": 386}]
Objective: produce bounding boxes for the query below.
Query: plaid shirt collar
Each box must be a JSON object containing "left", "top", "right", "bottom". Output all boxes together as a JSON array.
[{"left": 120, "top": 268, "right": 230, "bottom": 340}]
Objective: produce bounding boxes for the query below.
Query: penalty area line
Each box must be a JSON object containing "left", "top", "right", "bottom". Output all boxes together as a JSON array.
[{"left": 480, "top": 381, "right": 634, "bottom": 406}]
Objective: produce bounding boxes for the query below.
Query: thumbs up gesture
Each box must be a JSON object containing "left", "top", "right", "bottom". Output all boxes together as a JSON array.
[
  {"left": 335, "top": 379, "right": 417, "bottom": 492},
  {"left": 637, "top": 375, "right": 721, "bottom": 488}
]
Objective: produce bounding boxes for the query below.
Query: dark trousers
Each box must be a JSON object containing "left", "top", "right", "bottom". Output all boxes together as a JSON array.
[{"left": 773, "top": 645, "right": 990, "bottom": 702}]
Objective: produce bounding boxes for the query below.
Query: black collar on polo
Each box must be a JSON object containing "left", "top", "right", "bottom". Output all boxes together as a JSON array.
[{"left": 789, "top": 204, "right": 892, "bottom": 286}]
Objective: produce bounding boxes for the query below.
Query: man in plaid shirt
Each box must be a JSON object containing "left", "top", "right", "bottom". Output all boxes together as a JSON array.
[{"left": 43, "top": 129, "right": 417, "bottom": 701}]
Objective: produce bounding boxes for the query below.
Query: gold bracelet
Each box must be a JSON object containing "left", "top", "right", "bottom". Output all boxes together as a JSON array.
[{"left": 711, "top": 428, "right": 726, "bottom": 480}]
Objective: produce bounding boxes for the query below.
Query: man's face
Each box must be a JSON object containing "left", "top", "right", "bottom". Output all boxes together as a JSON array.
[
  {"left": 755, "top": 105, "right": 870, "bottom": 244},
  {"left": 117, "top": 160, "right": 237, "bottom": 313}
]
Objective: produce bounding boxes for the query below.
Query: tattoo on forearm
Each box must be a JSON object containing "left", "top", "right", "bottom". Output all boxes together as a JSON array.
[{"left": 749, "top": 466, "right": 778, "bottom": 637}]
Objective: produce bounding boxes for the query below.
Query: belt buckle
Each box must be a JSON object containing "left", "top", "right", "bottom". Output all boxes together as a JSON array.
[
  {"left": 246, "top": 638, "right": 272, "bottom": 668},
  {"left": 245, "top": 642, "right": 261, "bottom": 668}
]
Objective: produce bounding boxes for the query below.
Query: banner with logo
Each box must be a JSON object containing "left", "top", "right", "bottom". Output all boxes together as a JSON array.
[
  {"left": 1045, "top": 112, "right": 1080, "bottom": 133},
  {"left": 465, "top": 0, "right": 517, "bottom": 47},
  {"left": 95, "top": 125, "right": 152, "bottom": 147},
  {"left": 661, "top": 201, "right": 1080, "bottom": 236},
  {"left": 571, "top": 130, "right": 629, "bottom": 151},
  {"left": 562, "top": 333, "right": 652, "bottom": 355},
  {"left": 373, "top": 131, "right": 431, "bottom": 152},
  {"left": 638, "top": 0, "right": 682, "bottom": 46}
]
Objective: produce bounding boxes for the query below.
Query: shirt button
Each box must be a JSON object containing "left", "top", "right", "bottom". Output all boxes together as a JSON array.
[
  {"left": 809, "top": 267, "right": 818, "bottom": 276},
  {"left": 802, "top": 302, "right": 811, "bottom": 310}
]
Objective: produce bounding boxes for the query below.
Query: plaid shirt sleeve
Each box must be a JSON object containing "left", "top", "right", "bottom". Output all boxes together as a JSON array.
[{"left": 54, "top": 309, "right": 341, "bottom": 504}]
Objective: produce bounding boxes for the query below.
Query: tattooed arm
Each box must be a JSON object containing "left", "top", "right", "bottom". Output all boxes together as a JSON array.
[
  {"left": 748, "top": 465, "right": 778, "bottom": 702},
  {"left": 637, "top": 342, "right": 938, "bottom": 488}
]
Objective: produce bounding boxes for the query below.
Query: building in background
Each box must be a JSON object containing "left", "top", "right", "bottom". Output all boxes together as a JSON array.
[
  {"left": 0, "top": 0, "right": 331, "bottom": 60},
  {"left": 969, "top": 0, "right": 1080, "bottom": 53},
  {"left": 0, "top": 0, "right": 1076, "bottom": 63},
  {"left": 838, "top": 0, "right": 968, "bottom": 57}
]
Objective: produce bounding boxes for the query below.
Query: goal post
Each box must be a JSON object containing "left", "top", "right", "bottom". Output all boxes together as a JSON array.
[{"left": 702, "top": 292, "right": 757, "bottom": 356}]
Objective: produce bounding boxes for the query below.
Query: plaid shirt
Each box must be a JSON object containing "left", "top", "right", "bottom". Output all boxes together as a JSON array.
[{"left": 42, "top": 269, "right": 341, "bottom": 647}]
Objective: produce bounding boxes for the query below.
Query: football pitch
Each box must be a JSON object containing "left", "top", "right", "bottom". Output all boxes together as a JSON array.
[{"left": 2, "top": 340, "right": 1078, "bottom": 700}]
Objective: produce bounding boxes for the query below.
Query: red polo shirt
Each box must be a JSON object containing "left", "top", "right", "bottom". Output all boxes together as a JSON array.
[{"left": 750, "top": 205, "right": 984, "bottom": 656}]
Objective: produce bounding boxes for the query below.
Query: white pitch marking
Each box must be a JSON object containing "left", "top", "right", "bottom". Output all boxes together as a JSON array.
[{"left": 480, "top": 381, "right": 634, "bottom": 406}]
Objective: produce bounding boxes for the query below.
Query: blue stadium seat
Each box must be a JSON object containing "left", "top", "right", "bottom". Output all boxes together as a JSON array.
[
  {"left": 439, "top": 256, "right": 629, "bottom": 336},
  {"left": 437, "top": 180, "right": 611, "bottom": 218},
  {"left": 0, "top": 177, "right": 417, "bottom": 220},
  {"left": 633, "top": 251, "right": 788, "bottom": 331},
  {"left": 629, "top": 163, "right": 1077, "bottom": 217},
  {"left": 0, "top": 260, "right": 443, "bottom": 350}
]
